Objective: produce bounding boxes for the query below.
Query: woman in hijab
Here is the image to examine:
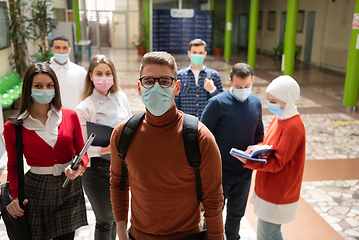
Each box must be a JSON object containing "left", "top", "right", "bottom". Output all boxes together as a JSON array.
[{"left": 231, "top": 75, "right": 306, "bottom": 240}]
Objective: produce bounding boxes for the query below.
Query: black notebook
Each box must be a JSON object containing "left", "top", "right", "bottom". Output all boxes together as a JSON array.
[{"left": 86, "top": 122, "right": 114, "bottom": 147}]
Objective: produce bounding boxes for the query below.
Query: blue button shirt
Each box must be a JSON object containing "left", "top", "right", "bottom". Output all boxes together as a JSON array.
[{"left": 175, "top": 65, "right": 223, "bottom": 118}]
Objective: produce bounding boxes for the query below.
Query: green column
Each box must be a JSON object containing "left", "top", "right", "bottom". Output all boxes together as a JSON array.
[
  {"left": 224, "top": 0, "right": 233, "bottom": 60},
  {"left": 343, "top": 0, "right": 359, "bottom": 107},
  {"left": 210, "top": 0, "right": 215, "bottom": 10},
  {"left": 73, "top": 0, "right": 81, "bottom": 42},
  {"left": 247, "top": 0, "right": 259, "bottom": 69},
  {"left": 283, "top": 0, "right": 299, "bottom": 76},
  {"left": 144, "top": 0, "right": 150, "bottom": 51}
]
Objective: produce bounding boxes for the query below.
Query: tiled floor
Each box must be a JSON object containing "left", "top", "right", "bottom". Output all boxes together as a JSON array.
[{"left": 1, "top": 48, "right": 358, "bottom": 239}]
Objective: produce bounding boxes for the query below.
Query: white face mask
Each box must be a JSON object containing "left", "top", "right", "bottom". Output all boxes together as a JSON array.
[
  {"left": 141, "top": 83, "right": 175, "bottom": 116},
  {"left": 53, "top": 53, "right": 69, "bottom": 64},
  {"left": 231, "top": 87, "right": 252, "bottom": 101}
]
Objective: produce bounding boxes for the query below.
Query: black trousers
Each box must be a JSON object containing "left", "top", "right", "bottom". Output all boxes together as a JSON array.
[
  {"left": 222, "top": 168, "right": 252, "bottom": 240},
  {"left": 82, "top": 157, "right": 116, "bottom": 240},
  {"left": 53, "top": 232, "right": 75, "bottom": 240}
]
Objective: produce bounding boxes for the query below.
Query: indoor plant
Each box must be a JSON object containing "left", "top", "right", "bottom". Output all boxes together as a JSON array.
[
  {"left": 132, "top": 22, "right": 147, "bottom": 55},
  {"left": 29, "top": 0, "right": 57, "bottom": 62},
  {"left": 212, "top": 14, "right": 225, "bottom": 56}
]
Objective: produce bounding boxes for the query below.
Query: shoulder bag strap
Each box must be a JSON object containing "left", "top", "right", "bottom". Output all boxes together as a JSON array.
[
  {"left": 182, "top": 113, "right": 202, "bottom": 202},
  {"left": 118, "top": 112, "right": 145, "bottom": 191},
  {"left": 14, "top": 122, "right": 25, "bottom": 209}
]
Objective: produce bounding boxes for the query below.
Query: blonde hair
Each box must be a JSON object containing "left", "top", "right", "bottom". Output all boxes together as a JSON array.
[{"left": 81, "top": 55, "right": 120, "bottom": 100}]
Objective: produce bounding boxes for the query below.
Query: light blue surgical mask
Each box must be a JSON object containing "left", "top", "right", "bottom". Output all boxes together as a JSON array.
[
  {"left": 141, "top": 83, "right": 174, "bottom": 116},
  {"left": 54, "top": 53, "right": 69, "bottom": 64},
  {"left": 232, "top": 87, "right": 252, "bottom": 101},
  {"left": 31, "top": 89, "right": 55, "bottom": 104},
  {"left": 190, "top": 54, "right": 205, "bottom": 66},
  {"left": 267, "top": 102, "right": 284, "bottom": 115}
]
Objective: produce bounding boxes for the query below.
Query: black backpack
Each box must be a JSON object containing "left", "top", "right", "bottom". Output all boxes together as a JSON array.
[{"left": 117, "top": 112, "right": 203, "bottom": 202}]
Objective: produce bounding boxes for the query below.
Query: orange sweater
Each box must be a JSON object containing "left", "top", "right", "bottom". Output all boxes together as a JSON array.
[
  {"left": 110, "top": 105, "right": 224, "bottom": 240},
  {"left": 244, "top": 114, "right": 306, "bottom": 204}
]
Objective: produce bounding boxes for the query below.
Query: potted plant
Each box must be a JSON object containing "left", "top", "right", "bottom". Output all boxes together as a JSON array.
[
  {"left": 29, "top": 0, "right": 58, "bottom": 62},
  {"left": 212, "top": 14, "right": 225, "bottom": 56},
  {"left": 8, "top": 0, "right": 31, "bottom": 77},
  {"left": 132, "top": 22, "right": 147, "bottom": 55}
]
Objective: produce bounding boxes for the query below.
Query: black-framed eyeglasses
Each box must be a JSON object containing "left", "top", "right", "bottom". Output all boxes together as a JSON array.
[{"left": 139, "top": 76, "right": 176, "bottom": 89}]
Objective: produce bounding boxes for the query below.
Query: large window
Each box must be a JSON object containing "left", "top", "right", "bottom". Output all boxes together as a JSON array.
[
  {"left": 153, "top": 0, "right": 179, "bottom": 9},
  {"left": 152, "top": 0, "right": 210, "bottom": 10},
  {"left": 182, "top": 0, "right": 208, "bottom": 10}
]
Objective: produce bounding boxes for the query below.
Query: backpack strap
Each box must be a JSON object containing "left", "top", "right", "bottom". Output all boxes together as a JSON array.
[
  {"left": 182, "top": 113, "right": 202, "bottom": 202},
  {"left": 13, "top": 121, "right": 26, "bottom": 209},
  {"left": 118, "top": 112, "right": 145, "bottom": 191},
  {"left": 206, "top": 68, "right": 212, "bottom": 80}
]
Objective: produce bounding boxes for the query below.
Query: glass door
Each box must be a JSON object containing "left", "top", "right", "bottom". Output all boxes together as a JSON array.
[{"left": 112, "top": 12, "right": 128, "bottom": 49}]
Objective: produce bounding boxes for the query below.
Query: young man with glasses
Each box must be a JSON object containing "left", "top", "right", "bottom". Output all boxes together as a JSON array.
[
  {"left": 110, "top": 51, "right": 224, "bottom": 240},
  {"left": 175, "top": 39, "right": 223, "bottom": 118}
]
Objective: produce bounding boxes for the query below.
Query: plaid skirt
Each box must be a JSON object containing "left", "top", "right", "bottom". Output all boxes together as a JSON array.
[{"left": 24, "top": 171, "right": 88, "bottom": 240}]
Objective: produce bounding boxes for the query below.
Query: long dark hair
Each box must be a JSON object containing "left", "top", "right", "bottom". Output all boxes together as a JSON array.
[{"left": 14, "top": 63, "right": 62, "bottom": 122}]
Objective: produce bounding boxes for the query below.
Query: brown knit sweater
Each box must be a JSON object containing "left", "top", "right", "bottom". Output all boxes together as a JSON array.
[{"left": 110, "top": 105, "right": 224, "bottom": 240}]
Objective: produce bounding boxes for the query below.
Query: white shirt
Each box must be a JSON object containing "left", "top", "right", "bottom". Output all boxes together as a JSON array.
[
  {"left": 20, "top": 105, "right": 62, "bottom": 148},
  {"left": 75, "top": 90, "right": 131, "bottom": 159},
  {"left": 49, "top": 58, "right": 87, "bottom": 110},
  {"left": 192, "top": 69, "right": 200, "bottom": 86},
  {"left": 91, "top": 89, "right": 127, "bottom": 127},
  {"left": 251, "top": 191, "right": 298, "bottom": 224}
]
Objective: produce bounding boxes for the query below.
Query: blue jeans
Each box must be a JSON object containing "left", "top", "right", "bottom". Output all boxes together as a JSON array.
[
  {"left": 82, "top": 158, "right": 116, "bottom": 240},
  {"left": 257, "top": 219, "right": 283, "bottom": 240},
  {"left": 222, "top": 168, "right": 252, "bottom": 240}
]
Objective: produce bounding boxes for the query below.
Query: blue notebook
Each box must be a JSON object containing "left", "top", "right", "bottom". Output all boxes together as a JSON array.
[{"left": 230, "top": 147, "right": 276, "bottom": 163}]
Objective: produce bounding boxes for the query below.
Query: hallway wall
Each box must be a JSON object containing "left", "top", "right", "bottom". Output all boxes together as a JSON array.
[
  {"left": 52, "top": 0, "right": 67, "bottom": 9},
  {"left": 0, "top": 0, "right": 11, "bottom": 76},
  {"left": 256, "top": 0, "right": 355, "bottom": 71},
  {"left": 0, "top": 0, "right": 355, "bottom": 77}
]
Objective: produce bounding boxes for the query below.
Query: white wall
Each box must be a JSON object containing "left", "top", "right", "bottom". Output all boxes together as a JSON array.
[
  {"left": 0, "top": 0, "right": 12, "bottom": 76},
  {"left": 52, "top": 0, "right": 67, "bottom": 9},
  {"left": 257, "top": 0, "right": 355, "bottom": 70},
  {"left": 297, "top": 0, "right": 328, "bottom": 65},
  {"left": 0, "top": 48, "right": 13, "bottom": 77}
]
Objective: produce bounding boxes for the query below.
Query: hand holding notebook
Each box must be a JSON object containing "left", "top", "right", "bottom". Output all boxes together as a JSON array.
[{"left": 230, "top": 145, "right": 275, "bottom": 163}]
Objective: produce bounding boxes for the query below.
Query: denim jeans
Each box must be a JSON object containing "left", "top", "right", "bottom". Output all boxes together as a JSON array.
[
  {"left": 257, "top": 219, "right": 283, "bottom": 240},
  {"left": 82, "top": 158, "right": 116, "bottom": 240},
  {"left": 222, "top": 168, "right": 252, "bottom": 240}
]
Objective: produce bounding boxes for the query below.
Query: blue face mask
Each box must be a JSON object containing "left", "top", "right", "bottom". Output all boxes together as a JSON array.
[
  {"left": 232, "top": 87, "right": 252, "bottom": 101},
  {"left": 267, "top": 102, "right": 284, "bottom": 115},
  {"left": 190, "top": 54, "right": 205, "bottom": 66},
  {"left": 31, "top": 89, "right": 55, "bottom": 104},
  {"left": 141, "top": 83, "right": 174, "bottom": 116},
  {"left": 54, "top": 53, "right": 69, "bottom": 64}
]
